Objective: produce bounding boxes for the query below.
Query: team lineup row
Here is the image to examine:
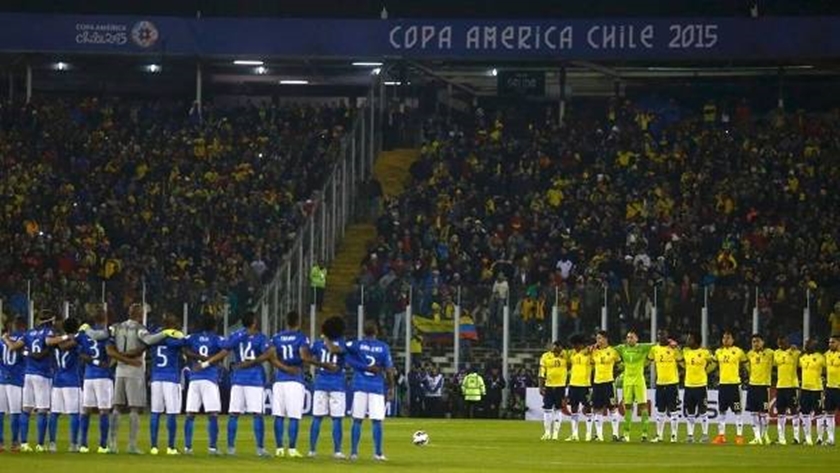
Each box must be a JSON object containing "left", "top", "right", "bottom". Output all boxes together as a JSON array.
[
  {"left": 537, "top": 330, "right": 840, "bottom": 446},
  {"left": 0, "top": 305, "right": 396, "bottom": 460}
]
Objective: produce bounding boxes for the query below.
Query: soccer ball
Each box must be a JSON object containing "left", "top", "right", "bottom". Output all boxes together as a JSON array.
[{"left": 412, "top": 430, "right": 430, "bottom": 446}]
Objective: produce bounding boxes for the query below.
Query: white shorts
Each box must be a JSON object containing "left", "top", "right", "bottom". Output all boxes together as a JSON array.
[
  {"left": 313, "top": 390, "right": 346, "bottom": 418},
  {"left": 229, "top": 385, "right": 264, "bottom": 415},
  {"left": 51, "top": 387, "right": 82, "bottom": 414},
  {"left": 151, "top": 381, "right": 182, "bottom": 415},
  {"left": 186, "top": 380, "right": 221, "bottom": 414},
  {"left": 83, "top": 379, "right": 114, "bottom": 410},
  {"left": 351, "top": 392, "right": 385, "bottom": 421},
  {"left": 0, "top": 384, "right": 23, "bottom": 414},
  {"left": 23, "top": 374, "right": 52, "bottom": 410},
  {"left": 272, "top": 381, "right": 304, "bottom": 419}
]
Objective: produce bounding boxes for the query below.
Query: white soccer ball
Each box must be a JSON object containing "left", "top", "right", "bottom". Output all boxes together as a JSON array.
[{"left": 412, "top": 430, "right": 430, "bottom": 446}]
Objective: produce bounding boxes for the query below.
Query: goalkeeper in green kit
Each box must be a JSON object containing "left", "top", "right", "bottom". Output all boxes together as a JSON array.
[{"left": 614, "top": 329, "right": 654, "bottom": 442}]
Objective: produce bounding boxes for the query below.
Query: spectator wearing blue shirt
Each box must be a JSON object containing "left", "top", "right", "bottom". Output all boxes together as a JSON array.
[
  {"left": 148, "top": 313, "right": 186, "bottom": 456},
  {"left": 184, "top": 314, "right": 227, "bottom": 455},
  {"left": 308, "top": 316, "right": 349, "bottom": 459},
  {"left": 0, "top": 316, "right": 27, "bottom": 452},
  {"left": 269, "top": 311, "right": 311, "bottom": 458}
]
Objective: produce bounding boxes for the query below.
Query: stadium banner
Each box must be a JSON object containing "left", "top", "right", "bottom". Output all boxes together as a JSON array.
[
  {"left": 525, "top": 387, "right": 839, "bottom": 424},
  {"left": 497, "top": 71, "right": 546, "bottom": 97},
  {"left": 412, "top": 315, "right": 479, "bottom": 342},
  {"left": 1, "top": 13, "right": 840, "bottom": 60}
]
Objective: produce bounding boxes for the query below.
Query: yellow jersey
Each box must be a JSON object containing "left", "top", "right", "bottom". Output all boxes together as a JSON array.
[
  {"left": 799, "top": 353, "right": 825, "bottom": 391},
  {"left": 714, "top": 346, "right": 747, "bottom": 385},
  {"left": 539, "top": 350, "right": 568, "bottom": 388},
  {"left": 592, "top": 346, "right": 621, "bottom": 384},
  {"left": 827, "top": 349, "right": 840, "bottom": 389},
  {"left": 569, "top": 349, "right": 593, "bottom": 387},
  {"left": 648, "top": 345, "right": 682, "bottom": 386},
  {"left": 747, "top": 348, "right": 774, "bottom": 386},
  {"left": 683, "top": 347, "right": 714, "bottom": 388},
  {"left": 774, "top": 348, "right": 801, "bottom": 389}
]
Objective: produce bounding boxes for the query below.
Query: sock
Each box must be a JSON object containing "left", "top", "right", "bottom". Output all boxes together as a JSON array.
[
  {"left": 331, "top": 417, "right": 343, "bottom": 453},
  {"left": 792, "top": 415, "right": 801, "bottom": 441},
  {"left": 802, "top": 414, "right": 812, "bottom": 440},
  {"left": 350, "top": 419, "right": 362, "bottom": 455},
  {"left": 310, "top": 416, "right": 323, "bottom": 452},
  {"left": 686, "top": 415, "right": 695, "bottom": 437},
  {"left": 554, "top": 410, "right": 565, "bottom": 436},
  {"left": 701, "top": 414, "right": 709, "bottom": 436},
  {"left": 611, "top": 411, "right": 620, "bottom": 437},
  {"left": 655, "top": 411, "right": 665, "bottom": 438},
  {"left": 585, "top": 413, "right": 593, "bottom": 438},
  {"left": 273, "top": 416, "right": 285, "bottom": 448},
  {"left": 735, "top": 413, "right": 744, "bottom": 436},
  {"left": 570, "top": 412, "right": 579, "bottom": 437},
  {"left": 751, "top": 413, "right": 761, "bottom": 439},
  {"left": 669, "top": 413, "right": 679, "bottom": 439},
  {"left": 208, "top": 415, "right": 219, "bottom": 450},
  {"left": 778, "top": 414, "right": 787, "bottom": 440},
  {"left": 623, "top": 409, "right": 632, "bottom": 435},
  {"left": 36, "top": 412, "right": 48, "bottom": 445},
  {"left": 288, "top": 418, "right": 299, "bottom": 449},
  {"left": 817, "top": 415, "right": 825, "bottom": 442},
  {"left": 49, "top": 413, "right": 59, "bottom": 444},
  {"left": 20, "top": 412, "right": 30, "bottom": 443},
  {"left": 150, "top": 413, "right": 161, "bottom": 448},
  {"left": 718, "top": 411, "right": 727, "bottom": 437},
  {"left": 372, "top": 420, "right": 383, "bottom": 457},
  {"left": 109, "top": 411, "right": 119, "bottom": 447},
  {"left": 254, "top": 415, "right": 265, "bottom": 450},
  {"left": 11, "top": 413, "right": 20, "bottom": 444},
  {"left": 227, "top": 415, "right": 239, "bottom": 449},
  {"left": 70, "top": 413, "right": 80, "bottom": 446},
  {"left": 99, "top": 413, "right": 110, "bottom": 449},
  {"left": 184, "top": 416, "right": 195, "bottom": 450},
  {"left": 166, "top": 414, "right": 177, "bottom": 449},
  {"left": 543, "top": 410, "right": 553, "bottom": 434},
  {"left": 760, "top": 413, "right": 770, "bottom": 437},
  {"left": 129, "top": 410, "right": 140, "bottom": 450},
  {"left": 827, "top": 415, "right": 836, "bottom": 443},
  {"left": 640, "top": 409, "right": 649, "bottom": 436},
  {"left": 595, "top": 413, "right": 605, "bottom": 439},
  {"left": 80, "top": 415, "right": 90, "bottom": 447}
]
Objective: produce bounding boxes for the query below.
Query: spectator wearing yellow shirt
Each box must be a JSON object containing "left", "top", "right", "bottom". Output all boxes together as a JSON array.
[
  {"left": 798, "top": 339, "right": 826, "bottom": 446},
  {"left": 828, "top": 302, "right": 840, "bottom": 336}
]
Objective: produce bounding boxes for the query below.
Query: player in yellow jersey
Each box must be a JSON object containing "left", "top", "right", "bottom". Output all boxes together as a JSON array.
[
  {"left": 712, "top": 330, "right": 748, "bottom": 445},
  {"left": 538, "top": 341, "right": 568, "bottom": 440},
  {"left": 591, "top": 331, "right": 621, "bottom": 442},
  {"left": 773, "top": 336, "right": 801, "bottom": 445},
  {"left": 798, "top": 338, "right": 825, "bottom": 446},
  {"left": 745, "top": 334, "right": 774, "bottom": 445},
  {"left": 648, "top": 330, "right": 682, "bottom": 443},
  {"left": 566, "top": 334, "right": 593, "bottom": 442},
  {"left": 824, "top": 335, "right": 840, "bottom": 446},
  {"left": 680, "top": 332, "right": 716, "bottom": 443}
]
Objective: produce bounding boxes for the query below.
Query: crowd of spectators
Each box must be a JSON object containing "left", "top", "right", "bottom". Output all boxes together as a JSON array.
[
  {"left": 0, "top": 97, "right": 352, "bottom": 321},
  {"left": 362, "top": 96, "right": 840, "bottom": 349}
]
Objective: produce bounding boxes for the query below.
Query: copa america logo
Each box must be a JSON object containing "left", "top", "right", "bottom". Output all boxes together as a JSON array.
[{"left": 131, "top": 21, "right": 159, "bottom": 48}]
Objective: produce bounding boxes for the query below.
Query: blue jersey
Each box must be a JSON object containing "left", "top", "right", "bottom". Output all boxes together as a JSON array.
[
  {"left": 0, "top": 331, "right": 25, "bottom": 386},
  {"left": 151, "top": 336, "right": 186, "bottom": 383},
  {"left": 311, "top": 338, "right": 346, "bottom": 392},
  {"left": 271, "top": 330, "right": 310, "bottom": 384},
  {"left": 346, "top": 338, "right": 393, "bottom": 395},
  {"left": 186, "top": 331, "right": 225, "bottom": 383},
  {"left": 225, "top": 329, "right": 269, "bottom": 387},
  {"left": 78, "top": 329, "right": 112, "bottom": 380},
  {"left": 23, "top": 325, "right": 55, "bottom": 378},
  {"left": 53, "top": 344, "right": 83, "bottom": 388}
]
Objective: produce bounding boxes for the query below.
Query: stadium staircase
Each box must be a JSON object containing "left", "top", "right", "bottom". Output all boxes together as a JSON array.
[{"left": 319, "top": 148, "right": 421, "bottom": 324}]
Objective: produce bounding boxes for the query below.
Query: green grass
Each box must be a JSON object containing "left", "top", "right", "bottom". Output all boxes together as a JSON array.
[{"left": 2, "top": 416, "right": 838, "bottom": 472}]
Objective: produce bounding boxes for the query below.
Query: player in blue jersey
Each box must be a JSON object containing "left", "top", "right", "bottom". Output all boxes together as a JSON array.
[
  {"left": 184, "top": 314, "right": 227, "bottom": 455},
  {"left": 45, "top": 317, "right": 84, "bottom": 452},
  {"left": 205, "top": 311, "right": 270, "bottom": 457},
  {"left": 269, "top": 310, "right": 312, "bottom": 458},
  {"left": 148, "top": 313, "right": 186, "bottom": 456},
  {"left": 0, "top": 316, "right": 27, "bottom": 453},
  {"left": 308, "top": 316, "right": 349, "bottom": 459},
  {"left": 328, "top": 321, "right": 395, "bottom": 461},
  {"left": 3, "top": 310, "right": 56, "bottom": 452},
  {"left": 76, "top": 306, "right": 115, "bottom": 454}
]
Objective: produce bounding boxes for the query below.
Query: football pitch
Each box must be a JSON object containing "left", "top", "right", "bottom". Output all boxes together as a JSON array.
[{"left": 3, "top": 417, "right": 837, "bottom": 472}]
